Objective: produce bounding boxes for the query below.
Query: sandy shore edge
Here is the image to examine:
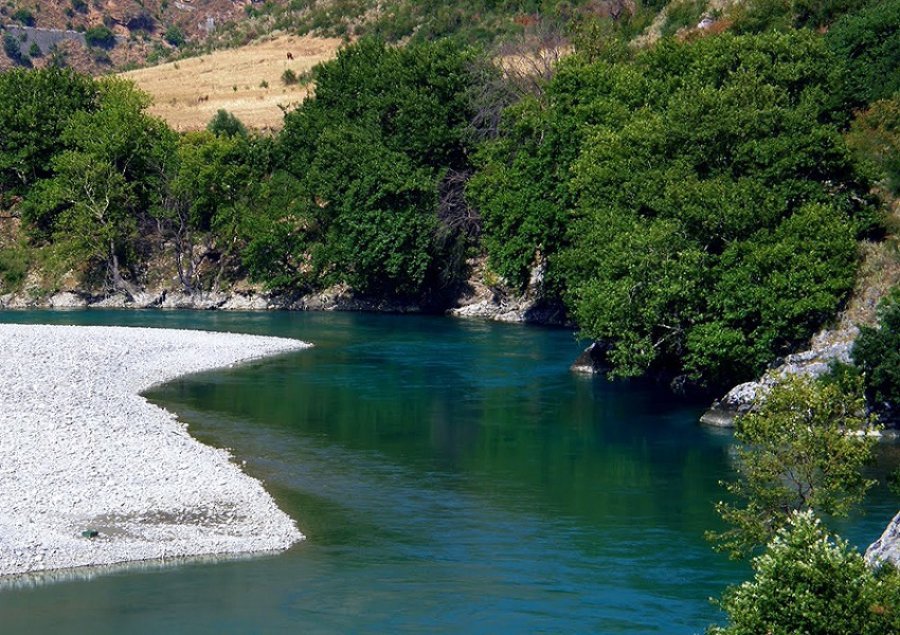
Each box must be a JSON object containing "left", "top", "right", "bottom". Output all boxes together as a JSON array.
[{"left": 0, "top": 324, "right": 310, "bottom": 578}]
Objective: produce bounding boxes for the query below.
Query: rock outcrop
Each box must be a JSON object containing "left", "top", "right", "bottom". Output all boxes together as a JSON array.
[
  {"left": 866, "top": 511, "right": 900, "bottom": 569},
  {"left": 699, "top": 324, "right": 858, "bottom": 427},
  {"left": 449, "top": 258, "right": 568, "bottom": 325}
]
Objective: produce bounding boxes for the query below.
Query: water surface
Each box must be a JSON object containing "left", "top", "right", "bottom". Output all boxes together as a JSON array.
[{"left": 0, "top": 310, "right": 895, "bottom": 634}]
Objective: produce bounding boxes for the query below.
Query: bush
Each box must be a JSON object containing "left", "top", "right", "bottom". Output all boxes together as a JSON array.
[
  {"left": 84, "top": 26, "right": 116, "bottom": 49},
  {"left": 164, "top": 25, "right": 186, "bottom": 47},
  {"left": 12, "top": 9, "right": 36, "bottom": 27},
  {"left": 2, "top": 33, "right": 29, "bottom": 66},
  {"left": 281, "top": 68, "right": 297, "bottom": 85},
  {"left": 853, "top": 289, "right": 900, "bottom": 412},
  {"left": 710, "top": 511, "right": 900, "bottom": 635},
  {"left": 206, "top": 109, "right": 247, "bottom": 138},
  {"left": 847, "top": 95, "right": 900, "bottom": 196}
]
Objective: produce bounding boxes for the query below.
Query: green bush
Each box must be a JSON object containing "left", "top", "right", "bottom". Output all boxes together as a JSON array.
[
  {"left": 847, "top": 95, "right": 900, "bottom": 196},
  {"left": 710, "top": 511, "right": 900, "bottom": 635},
  {"left": 206, "top": 109, "right": 247, "bottom": 138},
  {"left": 12, "top": 9, "right": 35, "bottom": 27},
  {"left": 84, "top": 26, "right": 116, "bottom": 49},
  {"left": 164, "top": 25, "right": 186, "bottom": 47},
  {"left": 853, "top": 289, "right": 900, "bottom": 412}
]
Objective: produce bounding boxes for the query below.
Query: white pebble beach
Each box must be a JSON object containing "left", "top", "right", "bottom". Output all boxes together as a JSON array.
[{"left": 0, "top": 323, "right": 310, "bottom": 578}]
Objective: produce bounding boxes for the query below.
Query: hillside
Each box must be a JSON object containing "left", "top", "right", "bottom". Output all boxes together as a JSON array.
[{"left": 121, "top": 34, "right": 342, "bottom": 131}]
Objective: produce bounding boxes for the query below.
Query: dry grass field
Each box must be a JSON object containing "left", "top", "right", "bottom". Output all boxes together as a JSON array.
[{"left": 121, "top": 35, "right": 344, "bottom": 132}]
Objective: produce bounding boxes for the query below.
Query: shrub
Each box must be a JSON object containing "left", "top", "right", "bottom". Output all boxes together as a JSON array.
[
  {"left": 847, "top": 95, "right": 900, "bottom": 196},
  {"left": 853, "top": 289, "right": 900, "bottom": 412},
  {"left": 84, "top": 26, "right": 116, "bottom": 49},
  {"left": 206, "top": 109, "right": 247, "bottom": 138},
  {"left": 164, "top": 25, "right": 186, "bottom": 47},
  {"left": 12, "top": 9, "right": 35, "bottom": 27},
  {"left": 281, "top": 69, "right": 297, "bottom": 85},
  {"left": 710, "top": 511, "right": 900, "bottom": 635}
]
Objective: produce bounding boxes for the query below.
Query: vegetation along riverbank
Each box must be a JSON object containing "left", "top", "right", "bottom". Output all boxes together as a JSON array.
[{"left": 0, "top": 0, "right": 898, "bottom": 631}]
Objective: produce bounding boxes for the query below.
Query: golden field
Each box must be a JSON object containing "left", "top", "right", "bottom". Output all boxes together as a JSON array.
[{"left": 121, "top": 35, "right": 344, "bottom": 131}]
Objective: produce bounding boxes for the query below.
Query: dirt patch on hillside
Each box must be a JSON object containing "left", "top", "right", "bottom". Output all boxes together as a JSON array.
[{"left": 121, "top": 34, "right": 343, "bottom": 131}]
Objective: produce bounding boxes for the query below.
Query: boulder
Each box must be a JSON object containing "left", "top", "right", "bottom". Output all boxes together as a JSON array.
[
  {"left": 699, "top": 326, "right": 857, "bottom": 427},
  {"left": 865, "top": 511, "right": 900, "bottom": 569},
  {"left": 48, "top": 292, "right": 87, "bottom": 308},
  {"left": 570, "top": 342, "right": 607, "bottom": 375}
]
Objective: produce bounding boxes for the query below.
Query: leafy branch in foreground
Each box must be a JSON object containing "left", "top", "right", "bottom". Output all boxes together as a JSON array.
[
  {"left": 709, "top": 511, "right": 900, "bottom": 635},
  {"left": 709, "top": 375, "right": 877, "bottom": 558}
]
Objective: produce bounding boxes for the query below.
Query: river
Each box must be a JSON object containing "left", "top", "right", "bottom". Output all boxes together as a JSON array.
[{"left": 0, "top": 310, "right": 895, "bottom": 634}]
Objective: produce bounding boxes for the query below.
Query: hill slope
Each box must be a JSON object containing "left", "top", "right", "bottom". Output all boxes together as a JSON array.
[{"left": 121, "top": 34, "right": 341, "bottom": 131}]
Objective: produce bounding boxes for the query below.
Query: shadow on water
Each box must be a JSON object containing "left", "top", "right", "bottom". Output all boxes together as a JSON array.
[{"left": 0, "top": 309, "right": 896, "bottom": 634}]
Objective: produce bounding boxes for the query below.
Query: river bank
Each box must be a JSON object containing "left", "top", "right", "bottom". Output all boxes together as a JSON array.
[{"left": 0, "top": 324, "right": 309, "bottom": 577}]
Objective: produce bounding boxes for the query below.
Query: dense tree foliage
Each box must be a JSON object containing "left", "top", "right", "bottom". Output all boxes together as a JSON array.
[
  {"left": 22, "top": 79, "right": 174, "bottom": 290},
  {"left": 853, "top": 289, "right": 900, "bottom": 414},
  {"left": 473, "top": 30, "right": 869, "bottom": 384},
  {"left": 710, "top": 511, "right": 900, "bottom": 635},
  {"left": 272, "top": 38, "right": 481, "bottom": 297},
  {"left": 825, "top": 0, "right": 900, "bottom": 108},
  {"left": 709, "top": 376, "right": 875, "bottom": 558},
  {"left": 0, "top": 68, "right": 97, "bottom": 198},
  {"left": 0, "top": 16, "right": 895, "bottom": 391}
]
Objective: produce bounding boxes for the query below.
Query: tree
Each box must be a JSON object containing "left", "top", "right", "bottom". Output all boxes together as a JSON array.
[
  {"left": 31, "top": 79, "right": 174, "bottom": 293},
  {"left": 709, "top": 375, "right": 876, "bottom": 558},
  {"left": 710, "top": 511, "right": 900, "bottom": 635},
  {"left": 847, "top": 95, "right": 900, "bottom": 196},
  {"left": 550, "top": 31, "right": 867, "bottom": 385},
  {"left": 164, "top": 25, "right": 186, "bottom": 47},
  {"left": 826, "top": 0, "right": 900, "bottom": 108},
  {"left": 154, "top": 131, "right": 263, "bottom": 293},
  {"left": 275, "top": 38, "right": 481, "bottom": 297},
  {"left": 0, "top": 68, "right": 97, "bottom": 198},
  {"left": 853, "top": 289, "right": 900, "bottom": 414},
  {"left": 206, "top": 109, "right": 247, "bottom": 138}
]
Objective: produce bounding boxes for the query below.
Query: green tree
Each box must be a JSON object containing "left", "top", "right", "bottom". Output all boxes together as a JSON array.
[
  {"left": 0, "top": 67, "right": 97, "bottom": 198},
  {"left": 847, "top": 95, "right": 900, "bottom": 196},
  {"left": 710, "top": 511, "right": 900, "bottom": 635},
  {"left": 853, "top": 289, "right": 900, "bottom": 412},
  {"left": 826, "top": 0, "right": 900, "bottom": 108},
  {"left": 29, "top": 79, "right": 174, "bottom": 292},
  {"left": 84, "top": 26, "right": 116, "bottom": 49},
  {"left": 550, "top": 32, "right": 867, "bottom": 384},
  {"left": 710, "top": 376, "right": 876, "bottom": 558},
  {"left": 206, "top": 109, "right": 247, "bottom": 138},
  {"left": 164, "top": 25, "right": 186, "bottom": 47},
  {"left": 275, "top": 38, "right": 480, "bottom": 297},
  {"left": 155, "top": 130, "right": 265, "bottom": 292}
]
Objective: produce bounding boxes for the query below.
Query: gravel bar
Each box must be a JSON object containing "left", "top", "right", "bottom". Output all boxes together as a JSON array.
[{"left": 0, "top": 324, "right": 310, "bottom": 577}]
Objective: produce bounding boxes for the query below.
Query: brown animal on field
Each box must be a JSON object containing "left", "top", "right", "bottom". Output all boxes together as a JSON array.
[{"left": 286, "top": 52, "right": 294, "bottom": 60}]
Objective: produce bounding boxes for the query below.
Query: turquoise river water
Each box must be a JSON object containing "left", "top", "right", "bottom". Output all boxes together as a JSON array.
[{"left": 0, "top": 310, "right": 896, "bottom": 634}]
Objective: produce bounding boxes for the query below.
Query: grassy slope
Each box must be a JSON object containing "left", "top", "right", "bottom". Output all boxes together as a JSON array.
[{"left": 121, "top": 34, "right": 342, "bottom": 131}]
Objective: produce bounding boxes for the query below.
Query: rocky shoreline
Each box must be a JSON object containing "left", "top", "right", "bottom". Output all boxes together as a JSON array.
[{"left": 0, "top": 324, "right": 310, "bottom": 578}]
